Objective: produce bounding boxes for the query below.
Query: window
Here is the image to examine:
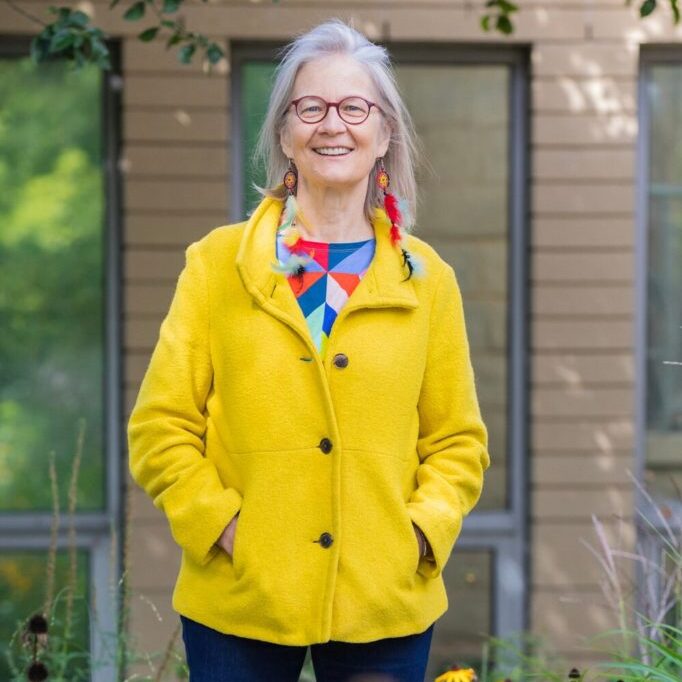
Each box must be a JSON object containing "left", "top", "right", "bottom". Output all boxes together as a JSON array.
[
  {"left": 638, "top": 50, "right": 682, "bottom": 631},
  {"left": 0, "top": 39, "right": 122, "bottom": 681},
  {"left": 232, "top": 42, "right": 529, "bottom": 674},
  {"left": 640, "top": 57, "right": 682, "bottom": 508}
]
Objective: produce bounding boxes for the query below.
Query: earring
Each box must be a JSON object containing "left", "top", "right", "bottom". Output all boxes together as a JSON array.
[
  {"left": 376, "top": 158, "right": 400, "bottom": 244},
  {"left": 283, "top": 158, "right": 298, "bottom": 195},
  {"left": 271, "top": 159, "right": 311, "bottom": 276},
  {"left": 375, "top": 157, "right": 424, "bottom": 281},
  {"left": 278, "top": 158, "right": 303, "bottom": 248},
  {"left": 376, "top": 157, "right": 390, "bottom": 192}
]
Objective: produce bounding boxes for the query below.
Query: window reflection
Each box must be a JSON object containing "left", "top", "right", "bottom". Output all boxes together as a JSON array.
[{"left": 0, "top": 57, "right": 106, "bottom": 512}]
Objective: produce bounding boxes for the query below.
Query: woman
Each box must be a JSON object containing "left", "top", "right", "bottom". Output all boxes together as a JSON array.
[{"left": 127, "top": 18, "right": 490, "bottom": 682}]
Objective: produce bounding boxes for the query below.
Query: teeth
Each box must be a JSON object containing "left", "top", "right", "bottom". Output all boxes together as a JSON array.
[{"left": 314, "top": 147, "right": 352, "bottom": 156}]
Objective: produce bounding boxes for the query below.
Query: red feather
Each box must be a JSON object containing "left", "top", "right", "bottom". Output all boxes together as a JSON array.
[
  {"left": 389, "top": 224, "right": 401, "bottom": 246},
  {"left": 383, "top": 191, "right": 402, "bottom": 227}
]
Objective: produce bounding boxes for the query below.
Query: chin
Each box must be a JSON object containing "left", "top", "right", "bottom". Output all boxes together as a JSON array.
[{"left": 309, "top": 169, "right": 368, "bottom": 188}]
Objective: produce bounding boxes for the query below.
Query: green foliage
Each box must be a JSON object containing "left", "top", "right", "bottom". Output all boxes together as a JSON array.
[
  {"left": 0, "top": 57, "right": 105, "bottom": 513},
  {"left": 1, "top": 427, "right": 191, "bottom": 681},
  {"left": 481, "top": 0, "right": 518, "bottom": 36},
  {"left": 438, "top": 472, "right": 681, "bottom": 682},
  {"left": 31, "top": 7, "right": 111, "bottom": 71},
  {"left": 5, "top": 0, "right": 681, "bottom": 73}
]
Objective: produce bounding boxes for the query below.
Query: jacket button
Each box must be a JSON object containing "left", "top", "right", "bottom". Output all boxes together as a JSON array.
[
  {"left": 332, "top": 353, "right": 349, "bottom": 368},
  {"left": 319, "top": 437, "right": 333, "bottom": 454},
  {"left": 318, "top": 532, "right": 333, "bottom": 548}
]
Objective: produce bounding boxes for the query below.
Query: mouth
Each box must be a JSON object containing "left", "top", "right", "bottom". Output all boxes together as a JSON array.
[{"left": 312, "top": 146, "right": 354, "bottom": 157}]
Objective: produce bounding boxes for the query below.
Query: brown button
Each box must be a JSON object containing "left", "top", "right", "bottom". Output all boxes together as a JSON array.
[{"left": 333, "top": 353, "right": 349, "bottom": 368}]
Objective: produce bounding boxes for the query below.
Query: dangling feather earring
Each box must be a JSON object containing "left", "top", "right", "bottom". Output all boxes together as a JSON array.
[
  {"left": 375, "top": 157, "right": 424, "bottom": 280},
  {"left": 279, "top": 160, "right": 302, "bottom": 247},
  {"left": 271, "top": 158, "right": 313, "bottom": 276}
]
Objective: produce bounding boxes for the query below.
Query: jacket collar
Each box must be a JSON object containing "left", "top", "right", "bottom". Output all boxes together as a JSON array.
[{"left": 236, "top": 196, "right": 418, "bottom": 328}]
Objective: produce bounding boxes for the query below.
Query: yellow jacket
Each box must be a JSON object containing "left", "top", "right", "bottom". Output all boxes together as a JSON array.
[{"left": 127, "top": 195, "right": 490, "bottom": 645}]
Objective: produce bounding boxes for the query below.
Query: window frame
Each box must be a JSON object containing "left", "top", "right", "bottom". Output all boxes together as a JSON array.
[
  {"left": 636, "top": 46, "right": 682, "bottom": 625},
  {"left": 230, "top": 39, "right": 531, "bottom": 653},
  {"left": 0, "top": 35, "right": 124, "bottom": 682}
]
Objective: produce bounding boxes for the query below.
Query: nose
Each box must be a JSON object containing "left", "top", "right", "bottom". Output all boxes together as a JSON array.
[{"left": 317, "top": 104, "right": 347, "bottom": 133}]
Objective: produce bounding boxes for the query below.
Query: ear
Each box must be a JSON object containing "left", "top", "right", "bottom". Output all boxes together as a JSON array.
[{"left": 280, "top": 124, "right": 293, "bottom": 159}]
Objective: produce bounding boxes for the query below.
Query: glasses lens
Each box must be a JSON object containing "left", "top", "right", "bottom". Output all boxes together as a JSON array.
[
  {"left": 339, "top": 97, "right": 370, "bottom": 123},
  {"left": 296, "top": 96, "right": 327, "bottom": 122}
]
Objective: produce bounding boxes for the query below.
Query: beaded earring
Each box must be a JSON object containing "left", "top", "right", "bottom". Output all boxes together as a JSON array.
[
  {"left": 375, "top": 157, "right": 424, "bottom": 280},
  {"left": 277, "top": 159, "right": 303, "bottom": 246},
  {"left": 271, "top": 158, "right": 312, "bottom": 277}
]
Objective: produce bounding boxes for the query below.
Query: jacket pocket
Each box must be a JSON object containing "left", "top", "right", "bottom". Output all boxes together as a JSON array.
[{"left": 231, "top": 510, "right": 245, "bottom": 579}]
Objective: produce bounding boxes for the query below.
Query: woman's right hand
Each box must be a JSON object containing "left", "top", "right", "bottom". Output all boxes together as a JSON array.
[{"left": 215, "top": 512, "right": 239, "bottom": 557}]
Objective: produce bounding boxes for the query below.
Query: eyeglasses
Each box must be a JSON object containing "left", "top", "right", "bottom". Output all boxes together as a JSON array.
[{"left": 289, "top": 95, "right": 381, "bottom": 125}]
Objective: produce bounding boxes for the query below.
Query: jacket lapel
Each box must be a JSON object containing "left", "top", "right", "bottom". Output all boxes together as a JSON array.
[{"left": 235, "top": 196, "right": 419, "bottom": 343}]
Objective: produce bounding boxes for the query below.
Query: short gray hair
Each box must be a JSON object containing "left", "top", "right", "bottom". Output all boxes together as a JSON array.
[{"left": 251, "top": 18, "right": 422, "bottom": 231}]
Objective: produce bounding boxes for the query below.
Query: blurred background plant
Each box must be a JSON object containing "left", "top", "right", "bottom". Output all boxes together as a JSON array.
[
  {"left": 430, "top": 469, "right": 680, "bottom": 682},
  {"left": 2, "top": 420, "right": 190, "bottom": 681}
]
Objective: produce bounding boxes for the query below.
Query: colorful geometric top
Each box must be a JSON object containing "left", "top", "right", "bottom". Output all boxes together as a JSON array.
[{"left": 275, "top": 231, "right": 376, "bottom": 358}]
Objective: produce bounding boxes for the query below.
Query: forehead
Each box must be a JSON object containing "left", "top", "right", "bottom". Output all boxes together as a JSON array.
[{"left": 292, "top": 54, "right": 377, "bottom": 99}]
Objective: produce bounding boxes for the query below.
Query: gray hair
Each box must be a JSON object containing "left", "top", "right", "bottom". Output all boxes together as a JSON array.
[{"left": 251, "top": 18, "right": 422, "bottom": 231}]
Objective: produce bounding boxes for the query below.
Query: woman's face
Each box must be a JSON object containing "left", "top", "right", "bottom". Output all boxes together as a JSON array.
[{"left": 280, "top": 54, "right": 391, "bottom": 195}]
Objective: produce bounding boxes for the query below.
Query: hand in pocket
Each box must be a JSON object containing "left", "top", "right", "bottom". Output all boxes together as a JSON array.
[{"left": 215, "top": 512, "right": 239, "bottom": 557}]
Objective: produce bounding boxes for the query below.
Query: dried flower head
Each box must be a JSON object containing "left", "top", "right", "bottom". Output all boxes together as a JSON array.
[
  {"left": 27, "top": 613, "right": 48, "bottom": 635},
  {"left": 27, "top": 661, "right": 48, "bottom": 681}
]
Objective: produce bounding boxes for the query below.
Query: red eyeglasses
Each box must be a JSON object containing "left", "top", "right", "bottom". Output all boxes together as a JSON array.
[{"left": 289, "top": 95, "right": 382, "bottom": 125}]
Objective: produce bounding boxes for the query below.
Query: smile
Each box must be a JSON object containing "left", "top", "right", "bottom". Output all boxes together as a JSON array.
[{"left": 313, "top": 147, "right": 353, "bottom": 156}]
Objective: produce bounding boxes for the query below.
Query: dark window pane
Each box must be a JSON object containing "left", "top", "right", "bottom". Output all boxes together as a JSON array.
[
  {"left": 0, "top": 550, "right": 90, "bottom": 681},
  {"left": 242, "top": 62, "right": 276, "bottom": 213},
  {"left": 428, "top": 550, "right": 494, "bottom": 679},
  {"left": 0, "top": 57, "right": 106, "bottom": 512},
  {"left": 646, "top": 65, "right": 682, "bottom": 504}
]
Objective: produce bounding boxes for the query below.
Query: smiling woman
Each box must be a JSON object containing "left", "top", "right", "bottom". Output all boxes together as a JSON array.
[
  {"left": 278, "top": 53, "right": 392, "bottom": 242},
  {"left": 127, "top": 17, "right": 490, "bottom": 682}
]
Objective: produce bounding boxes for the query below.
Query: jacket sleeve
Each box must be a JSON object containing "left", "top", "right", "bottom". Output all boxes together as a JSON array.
[
  {"left": 127, "top": 242, "right": 243, "bottom": 567},
  {"left": 406, "top": 262, "right": 490, "bottom": 579}
]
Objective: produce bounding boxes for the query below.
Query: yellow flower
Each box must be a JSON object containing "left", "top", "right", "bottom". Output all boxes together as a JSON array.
[{"left": 434, "top": 666, "right": 477, "bottom": 682}]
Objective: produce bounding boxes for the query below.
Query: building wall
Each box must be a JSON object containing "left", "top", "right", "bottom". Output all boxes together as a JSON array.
[{"left": 3, "top": 0, "right": 679, "bottom": 678}]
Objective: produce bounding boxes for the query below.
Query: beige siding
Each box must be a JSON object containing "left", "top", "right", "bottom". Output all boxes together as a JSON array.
[{"left": 4, "top": 0, "right": 670, "bottom": 676}]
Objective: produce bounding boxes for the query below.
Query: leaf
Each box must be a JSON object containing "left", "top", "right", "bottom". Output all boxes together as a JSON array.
[
  {"left": 50, "top": 30, "right": 75, "bottom": 52},
  {"left": 640, "top": 0, "right": 657, "bottom": 17},
  {"left": 68, "top": 10, "right": 90, "bottom": 27},
  {"left": 206, "top": 43, "right": 223, "bottom": 64},
  {"left": 138, "top": 26, "right": 160, "bottom": 41},
  {"left": 671, "top": 0, "right": 680, "bottom": 23},
  {"left": 90, "top": 38, "right": 109, "bottom": 58},
  {"left": 178, "top": 43, "right": 196, "bottom": 64},
  {"left": 30, "top": 35, "right": 51, "bottom": 63},
  {"left": 497, "top": 14, "right": 514, "bottom": 34},
  {"left": 166, "top": 33, "right": 183, "bottom": 48},
  {"left": 481, "top": 15, "right": 491, "bottom": 31},
  {"left": 162, "top": 0, "right": 182, "bottom": 13},
  {"left": 123, "top": 1, "right": 146, "bottom": 21}
]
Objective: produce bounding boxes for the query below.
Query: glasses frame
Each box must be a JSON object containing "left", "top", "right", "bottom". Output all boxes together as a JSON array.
[{"left": 289, "top": 95, "right": 382, "bottom": 125}]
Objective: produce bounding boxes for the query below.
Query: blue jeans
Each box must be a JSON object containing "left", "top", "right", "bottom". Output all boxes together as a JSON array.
[{"left": 180, "top": 614, "right": 435, "bottom": 682}]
